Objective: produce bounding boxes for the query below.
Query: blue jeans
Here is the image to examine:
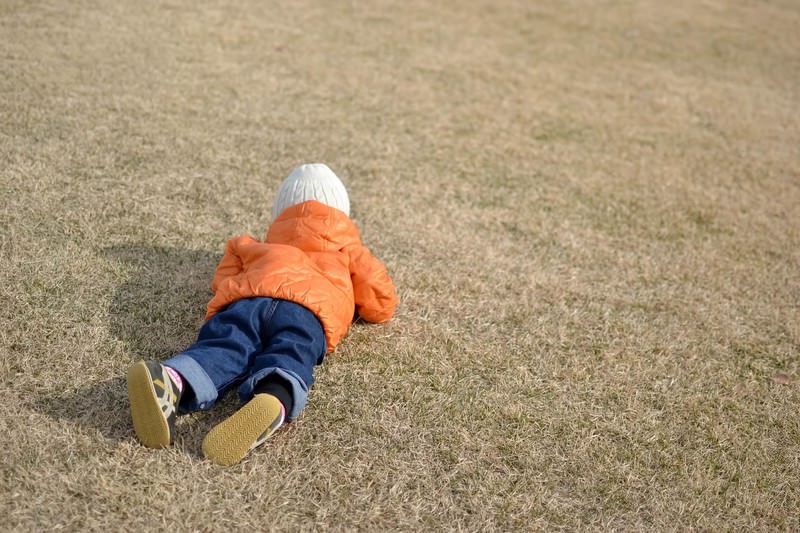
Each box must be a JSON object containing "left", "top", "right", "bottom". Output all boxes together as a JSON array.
[{"left": 164, "top": 297, "right": 326, "bottom": 420}]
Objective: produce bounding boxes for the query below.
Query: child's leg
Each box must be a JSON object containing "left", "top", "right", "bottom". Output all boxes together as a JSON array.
[
  {"left": 162, "top": 297, "right": 281, "bottom": 413},
  {"left": 128, "top": 297, "right": 276, "bottom": 448},
  {"left": 246, "top": 299, "right": 326, "bottom": 419},
  {"left": 202, "top": 300, "right": 325, "bottom": 465}
]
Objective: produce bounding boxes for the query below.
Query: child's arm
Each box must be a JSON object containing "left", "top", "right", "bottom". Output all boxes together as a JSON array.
[
  {"left": 211, "top": 236, "right": 252, "bottom": 293},
  {"left": 349, "top": 245, "right": 399, "bottom": 323}
]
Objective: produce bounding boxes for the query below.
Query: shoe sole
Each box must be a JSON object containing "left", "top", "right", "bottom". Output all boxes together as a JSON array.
[
  {"left": 127, "top": 361, "right": 171, "bottom": 448},
  {"left": 202, "top": 394, "right": 282, "bottom": 466}
]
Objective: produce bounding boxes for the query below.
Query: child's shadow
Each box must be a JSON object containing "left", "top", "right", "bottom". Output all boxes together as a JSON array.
[
  {"left": 37, "top": 244, "right": 236, "bottom": 453},
  {"left": 105, "top": 243, "right": 219, "bottom": 362}
]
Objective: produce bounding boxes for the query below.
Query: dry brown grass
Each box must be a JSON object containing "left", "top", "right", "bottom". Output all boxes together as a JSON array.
[{"left": 2, "top": 0, "right": 799, "bottom": 530}]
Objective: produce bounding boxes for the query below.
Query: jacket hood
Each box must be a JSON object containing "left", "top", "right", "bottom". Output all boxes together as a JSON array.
[{"left": 265, "top": 200, "right": 361, "bottom": 251}]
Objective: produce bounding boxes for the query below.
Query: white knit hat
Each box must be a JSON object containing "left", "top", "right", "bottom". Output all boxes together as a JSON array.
[{"left": 271, "top": 163, "right": 351, "bottom": 219}]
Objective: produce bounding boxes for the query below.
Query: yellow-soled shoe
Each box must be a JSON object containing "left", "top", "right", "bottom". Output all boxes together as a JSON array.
[
  {"left": 202, "top": 393, "right": 285, "bottom": 466},
  {"left": 127, "top": 360, "right": 181, "bottom": 448}
]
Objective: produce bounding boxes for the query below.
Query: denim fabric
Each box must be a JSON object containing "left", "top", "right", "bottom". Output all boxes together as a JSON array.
[{"left": 164, "top": 297, "right": 326, "bottom": 420}]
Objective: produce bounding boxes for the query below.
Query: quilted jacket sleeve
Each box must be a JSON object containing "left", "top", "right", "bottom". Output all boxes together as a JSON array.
[
  {"left": 349, "top": 245, "right": 399, "bottom": 323},
  {"left": 211, "top": 236, "right": 248, "bottom": 293}
]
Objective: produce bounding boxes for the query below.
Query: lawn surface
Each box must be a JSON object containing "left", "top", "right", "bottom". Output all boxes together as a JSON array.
[{"left": 2, "top": 0, "right": 799, "bottom": 530}]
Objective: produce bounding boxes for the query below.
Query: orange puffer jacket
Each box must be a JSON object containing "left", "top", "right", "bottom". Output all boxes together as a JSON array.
[{"left": 206, "top": 200, "right": 398, "bottom": 353}]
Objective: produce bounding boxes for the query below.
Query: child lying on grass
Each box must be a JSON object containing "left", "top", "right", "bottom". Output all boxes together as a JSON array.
[{"left": 126, "top": 163, "right": 399, "bottom": 465}]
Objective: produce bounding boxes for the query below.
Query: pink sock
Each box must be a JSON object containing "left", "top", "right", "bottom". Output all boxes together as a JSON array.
[{"left": 164, "top": 365, "right": 184, "bottom": 393}]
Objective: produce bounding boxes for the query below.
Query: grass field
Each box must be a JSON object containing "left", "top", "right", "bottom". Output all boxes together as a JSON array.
[{"left": 2, "top": 0, "right": 799, "bottom": 530}]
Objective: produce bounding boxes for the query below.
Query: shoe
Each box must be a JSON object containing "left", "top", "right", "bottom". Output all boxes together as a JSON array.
[
  {"left": 127, "top": 360, "right": 182, "bottom": 448},
  {"left": 202, "top": 394, "right": 285, "bottom": 466}
]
